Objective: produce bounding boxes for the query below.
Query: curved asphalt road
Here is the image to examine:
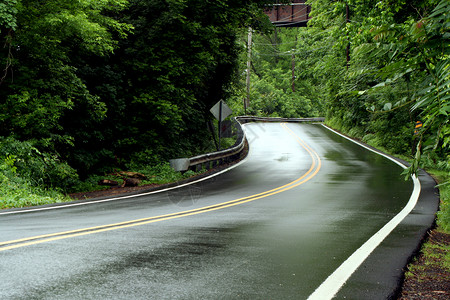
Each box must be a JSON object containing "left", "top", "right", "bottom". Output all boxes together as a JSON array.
[{"left": 0, "top": 122, "right": 439, "bottom": 299}]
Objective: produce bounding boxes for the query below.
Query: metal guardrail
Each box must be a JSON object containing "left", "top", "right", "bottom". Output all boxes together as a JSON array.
[
  {"left": 170, "top": 116, "right": 325, "bottom": 172},
  {"left": 186, "top": 117, "right": 246, "bottom": 172},
  {"left": 236, "top": 116, "right": 325, "bottom": 124}
]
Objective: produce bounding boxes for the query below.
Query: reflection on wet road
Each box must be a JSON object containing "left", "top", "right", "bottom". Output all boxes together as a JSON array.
[{"left": 0, "top": 123, "right": 417, "bottom": 299}]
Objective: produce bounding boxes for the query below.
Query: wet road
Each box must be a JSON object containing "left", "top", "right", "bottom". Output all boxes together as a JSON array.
[{"left": 0, "top": 123, "right": 436, "bottom": 299}]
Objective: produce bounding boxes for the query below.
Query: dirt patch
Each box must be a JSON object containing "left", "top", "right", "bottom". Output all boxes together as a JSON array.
[
  {"left": 398, "top": 230, "right": 450, "bottom": 299},
  {"left": 69, "top": 166, "right": 226, "bottom": 200},
  {"left": 69, "top": 182, "right": 165, "bottom": 200},
  {"left": 69, "top": 143, "right": 249, "bottom": 201}
]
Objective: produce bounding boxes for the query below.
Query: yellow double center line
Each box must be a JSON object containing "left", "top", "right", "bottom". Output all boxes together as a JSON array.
[{"left": 0, "top": 123, "right": 321, "bottom": 252}]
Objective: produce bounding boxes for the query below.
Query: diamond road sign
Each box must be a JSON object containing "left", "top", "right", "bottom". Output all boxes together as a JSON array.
[{"left": 210, "top": 100, "right": 232, "bottom": 122}]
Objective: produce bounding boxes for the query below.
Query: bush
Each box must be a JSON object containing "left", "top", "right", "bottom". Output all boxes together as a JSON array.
[
  {"left": 0, "top": 158, "right": 70, "bottom": 209},
  {"left": 131, "top": 163, "right": 201, "bottom": 185},
  {"left": 432, "top": 171, "right": 450, "bottom": 233},
  {"left": 0, "top": 137, "right": 79, "bottom": 191}
]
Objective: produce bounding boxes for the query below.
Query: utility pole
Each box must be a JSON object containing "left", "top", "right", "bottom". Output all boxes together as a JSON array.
[
  {"left": 291, "top": 30, "right": 298, "bottom": 92},
  {"left": 346, "top": 4, "right": 350, "bottom": 70},
  {"left": 291, "top": 52, "right": 295, "bottom": 92},
  {"left": 245, "top": 27, "right": 252, "bottom": 113}
]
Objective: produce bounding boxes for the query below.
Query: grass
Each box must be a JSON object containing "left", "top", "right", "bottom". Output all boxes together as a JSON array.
[
  {"left": 403, "top": 228, "right": 450, "bottom": 285},
  {"left": 416, "top": 170, "right": 450, "bottom": 285},
  {"left": 0, "top": 123, "right": 240, "bottom": 210},
  {"left": 0, "top": 161, "right": 208, "bottom": 210},
  {"left": 433, "top": 171, "right": 450, "bottom": 232},
  {"left": 0, "top": 175, "right": 72, "bottom": 209}
]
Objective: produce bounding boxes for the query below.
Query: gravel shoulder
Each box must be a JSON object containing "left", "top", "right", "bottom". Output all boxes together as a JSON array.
[{"left": 399, "top": 229, "right": 450, "bottom": 299}]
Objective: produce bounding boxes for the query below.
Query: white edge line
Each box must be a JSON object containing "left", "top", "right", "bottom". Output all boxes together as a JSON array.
[
  {"left": 0, "top": 126, "right": 250, "bottom": 216},
  {"left": 307, "top": 125, "right": 421, "bottom": 300}
]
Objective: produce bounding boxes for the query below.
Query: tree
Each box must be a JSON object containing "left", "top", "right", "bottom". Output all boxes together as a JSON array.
[
  {"left": 1, "top": 0, "right": 275, "bottom": 185},
  {"left": 0, "top": 0, "right": 132, "bottom": 182},
  {"left": 79, "top": 0, "right": 275, "bottom": 170},
  {"left": 360, "top": 0, "right": 450, "bottom": 175},
  {"left": 307, "top": 0, "right": 449, "bottom": 175}
]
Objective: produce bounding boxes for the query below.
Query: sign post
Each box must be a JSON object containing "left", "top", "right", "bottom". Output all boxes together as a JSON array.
[
  {"left": 210, "top": 100, "right": 232, "bottom": 150},
  {"left": 414, "top": 121, "right": 423, "bottom": 136}
]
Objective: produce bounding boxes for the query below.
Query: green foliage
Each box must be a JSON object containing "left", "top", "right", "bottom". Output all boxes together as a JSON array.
[
  {"left": 0, "top": 143, "right": 71, "bottom": 209},
  {"left": 307, "top": 0, "right": 449, "bottom": 178},
  {"left": 230, "top": 27, "right": 328, "bottom": 118},
  {"left": 0, "top": 0, "right": 17, "bottom": 31},
  {"left": 346, "top": 0, "right": 450, "bottom": 176},
  {"left": 0, "top": 0, "right": 133, "bottom": 178},
  {"left": 0, "top": 176, "right": 70, "bottom": 209},
  {"left": 0, "top": 137, "right": 79, "bottom": 190},
  {"left": 0, "top": 0, "right": 273, "bottom": 208},
  {"left": 306, "top": 0, "right": 450, "bottom": 235},
  {"left": 139, "top": 163, "right": 188, "bottom": 185},
  {"left": 83, "top": 0, "right": 275, "bottom": 170},
  {"left": 16, "top": 0, "right": 133, "bottom": 56},
  {"left": 437, "top": 177, "right": 450, "bottom": 232}
]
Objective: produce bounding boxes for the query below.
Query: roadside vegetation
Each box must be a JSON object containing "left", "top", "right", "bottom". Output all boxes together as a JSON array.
[
  {"left": 0, "top": 0, "right": 448, "bottom": 294},
  {"left": 0, "top": 0, "right": 447, "bottom": 222},
  {"left": 0, "top": 0, "right": 271, "bottom": 207},
  {"left": 228, "top": 0, "right": 450, "bottom": 293}
]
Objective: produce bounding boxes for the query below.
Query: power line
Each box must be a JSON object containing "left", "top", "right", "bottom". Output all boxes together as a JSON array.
[
  {"left": 254, "top": 41, "right": 298, "bottom": 46},
  {"left": 270, "top": 5, "right": 309, "bottom": 23},
  {"left": 254, "top": 44, "right": 335, "bottom": 57}
]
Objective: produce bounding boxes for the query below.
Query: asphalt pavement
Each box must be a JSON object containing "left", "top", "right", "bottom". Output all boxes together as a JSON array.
[{"left": 0, "top": 122, "right": 439, "bottom": 299}]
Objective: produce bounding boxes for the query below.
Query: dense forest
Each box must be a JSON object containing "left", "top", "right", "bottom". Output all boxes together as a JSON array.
[
  {"left": 227, "top": 0, "right": 449, "bottom": 232},
  {"left": 0, "top": 0, "right": 448, "bottom": 211},
  {"left": 0, "top": 0, "right": 275, "bottom": 206},
  {"left": 230, "top": 0, "right": 449, "bottom": 179}
]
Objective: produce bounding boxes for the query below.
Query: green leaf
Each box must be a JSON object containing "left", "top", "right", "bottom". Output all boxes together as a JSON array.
[
  {"left": 383, "top": 103, "right": 392, "bottom": 111},
  {"left": 440, "top": 105, "right": 450, "bottom": 115}
]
